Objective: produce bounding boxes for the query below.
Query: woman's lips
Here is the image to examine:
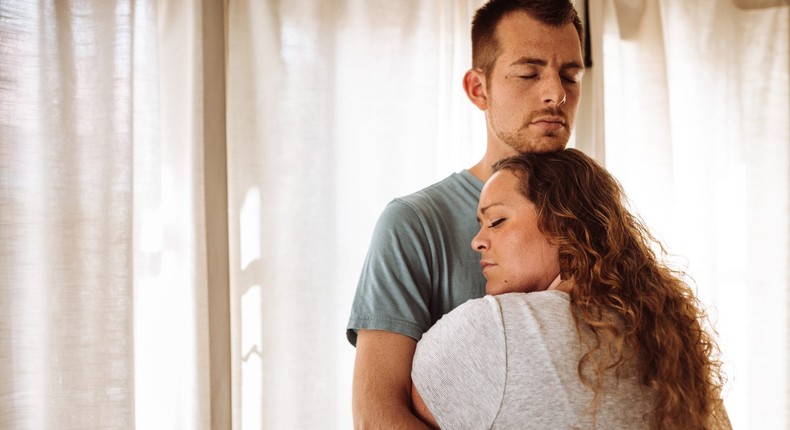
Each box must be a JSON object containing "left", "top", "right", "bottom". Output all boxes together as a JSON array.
[{"left": 480, "top": 260, "right": 495, "bottom": 272}]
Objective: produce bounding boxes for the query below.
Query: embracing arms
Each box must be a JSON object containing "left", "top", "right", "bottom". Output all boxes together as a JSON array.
[{"left": 352, "top": 330, "right": 432, "bottom": 429}]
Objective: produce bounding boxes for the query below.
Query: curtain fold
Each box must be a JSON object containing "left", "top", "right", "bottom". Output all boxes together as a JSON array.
[
  {"left": 226, "top": 2, "right": 346, "bottom": 427},
  {"left": 134, "top": 0, "right": 229, "bottom": 428},
  {"left": 602, "top": 0, "right": 789, "bottom": 427},
  {"left": 574, "top": 0, "right": 606, "bottom": 162},
  {"left": 1, "top": 1, "right": 137, "bottom": 428}
]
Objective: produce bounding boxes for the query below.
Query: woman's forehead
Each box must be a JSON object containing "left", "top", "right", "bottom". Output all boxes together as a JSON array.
[{"left": 480, "top": 170, "right": 532, "bottom": 209}]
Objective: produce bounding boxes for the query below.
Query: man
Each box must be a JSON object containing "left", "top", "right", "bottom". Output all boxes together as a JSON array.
[{"left": 347, "top": 0, "right": 586, "bottom": 427}]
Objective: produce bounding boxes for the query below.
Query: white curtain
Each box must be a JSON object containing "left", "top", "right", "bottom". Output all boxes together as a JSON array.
[
  {"left": 0, "top": 0, "right": 230, "bottom": 428},
  {"left": 0, "top": 1, "right": 139, "bottom": 427},
  {"left": 1, "top": 0, "right": 787, "bottom": 429},
  {"left": 136, "top": 0, "right": 230, "bottom": 428},
  {"left": 225, "top": 1, "right": 487, "bottom": 427},
  {"left": 599, "top": 0, "right": 789, "bottom": 428}
]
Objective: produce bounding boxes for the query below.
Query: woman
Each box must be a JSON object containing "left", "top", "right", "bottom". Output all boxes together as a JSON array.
[{"left": 410, "top": 149, "right": 728, "bottom": 429}]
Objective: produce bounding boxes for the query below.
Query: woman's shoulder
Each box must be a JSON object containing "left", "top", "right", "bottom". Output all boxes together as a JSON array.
[
  {"left": 437, "top": 295, "right": 503, "bottom": 327},
  {"left": 493, "top": 290, "right": 571, "bottom": 306},
  {"left": 490, "top": 291, "right": 574, "bottom": 328},
  {"left": 431, "top": 291, "right": 571, "bottom": 338}
]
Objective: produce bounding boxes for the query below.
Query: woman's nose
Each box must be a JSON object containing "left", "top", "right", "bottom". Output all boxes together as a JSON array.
[{"left": 471, "top": 230, "right": 487, "bottom": 252}]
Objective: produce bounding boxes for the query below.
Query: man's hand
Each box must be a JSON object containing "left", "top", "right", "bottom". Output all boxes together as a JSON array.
[{"left": 352, "top": 330, "right": 431, "bottom": 429}]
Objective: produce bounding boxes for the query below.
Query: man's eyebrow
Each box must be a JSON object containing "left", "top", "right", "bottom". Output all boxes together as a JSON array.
[
  {"left": 510, "top": 57, "right": 546, "bottom": 67},
  {"left": 509, "top": 57, "right": 584, "bottom": 70}
]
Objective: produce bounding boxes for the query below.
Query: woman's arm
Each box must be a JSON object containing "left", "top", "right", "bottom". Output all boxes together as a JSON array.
[
  {"left": 411, "top": 383, "right": 440, "bottom": 429},
  {"left": 410, "top": 296, "right": 507, "bottom": 429}
]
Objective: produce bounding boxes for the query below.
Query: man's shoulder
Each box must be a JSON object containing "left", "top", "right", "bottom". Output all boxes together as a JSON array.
[{"left": 393, "top": 170, "right": 482, "bottom": 212}]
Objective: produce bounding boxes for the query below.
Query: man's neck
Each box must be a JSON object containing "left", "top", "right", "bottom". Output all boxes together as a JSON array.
[
  {"left": 468, "top": 142, "right": 518, "bottom": 182},
  {"left": 467, "top": 160, "right": 493, "bottom": 183}
]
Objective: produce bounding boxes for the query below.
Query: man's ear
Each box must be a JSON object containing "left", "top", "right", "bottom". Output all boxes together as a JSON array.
[{"left": 463, "top": 68, "right": 489, "bottom": 111}]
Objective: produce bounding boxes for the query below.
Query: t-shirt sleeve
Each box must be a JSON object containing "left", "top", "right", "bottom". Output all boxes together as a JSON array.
[
  {"left": 411, "top": 296, "right": 506, "bottom": 429},
  {"left": 346, "top": 200, "right": 435, "bottom": 345}
]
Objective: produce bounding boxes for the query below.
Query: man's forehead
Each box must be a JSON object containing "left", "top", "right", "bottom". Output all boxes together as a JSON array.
[{"left": 494, "top": 12, "right": 581, "bottom": 57}]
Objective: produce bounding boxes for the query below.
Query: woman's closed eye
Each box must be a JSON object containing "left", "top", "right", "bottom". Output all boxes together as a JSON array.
[{"left": 488, "top": 218, "right": 505, "bottom": 228}]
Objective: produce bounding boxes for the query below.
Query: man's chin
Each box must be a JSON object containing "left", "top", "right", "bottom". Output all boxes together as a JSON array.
[
  {"left": 519, "top": 137, "right": 568, "bottom": 154},
  {"left": 499, "top": 130, "right": 570, "bottom": 154}
]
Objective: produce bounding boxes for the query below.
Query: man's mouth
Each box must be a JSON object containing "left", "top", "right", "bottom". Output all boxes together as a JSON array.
[{"left": 530, "top": 115, "right": 566, "bottom": 125}]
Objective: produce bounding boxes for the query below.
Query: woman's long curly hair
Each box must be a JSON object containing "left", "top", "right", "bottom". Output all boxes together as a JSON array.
[{"left": 492, "top": 149, "right": 726, "bottom": 429}]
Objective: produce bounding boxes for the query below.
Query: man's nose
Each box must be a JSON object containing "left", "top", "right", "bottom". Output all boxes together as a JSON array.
[{"left": 541, "top": 74, "right": 567, "bottom": 106}]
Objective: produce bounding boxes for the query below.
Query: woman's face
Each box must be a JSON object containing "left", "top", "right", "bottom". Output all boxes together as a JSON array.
[{"left": 471, "top": 170, "right": 560, "bottom": 295}]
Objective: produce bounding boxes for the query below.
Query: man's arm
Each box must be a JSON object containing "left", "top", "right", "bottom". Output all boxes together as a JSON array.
[{"left": 352, "top": 330, "right": 431, "bottom": 429}]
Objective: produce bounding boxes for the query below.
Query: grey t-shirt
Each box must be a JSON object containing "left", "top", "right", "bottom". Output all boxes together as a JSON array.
[
  {"left": 346, "top": 170, "right": 486, "bottom": 345},
  {"left": 412, "top": 292, "right": 656, "bottom": 429}
]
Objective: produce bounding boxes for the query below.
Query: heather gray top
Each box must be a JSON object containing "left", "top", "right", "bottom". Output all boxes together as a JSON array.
[
  {"left": 346, "top": 170, "right": 485, "bottom": 345},
  {"left": 412, "top": 292, "right": 656, "bottom": 429}
]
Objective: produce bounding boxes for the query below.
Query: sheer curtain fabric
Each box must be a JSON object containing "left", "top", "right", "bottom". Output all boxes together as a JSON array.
[
  {"left": 601, "top": 0, "right": 789, "bottom": 427},
  {"left": 1, "top": 0, "right": 788, "bottom": 429},
  {"left": 225, "top": 1, "right": 486, "bottom": 427}
]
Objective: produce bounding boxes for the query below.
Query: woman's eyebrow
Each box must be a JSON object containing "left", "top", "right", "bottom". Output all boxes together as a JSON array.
[{"left": 478, "top": 202, "right": 505, "bottom": 215}]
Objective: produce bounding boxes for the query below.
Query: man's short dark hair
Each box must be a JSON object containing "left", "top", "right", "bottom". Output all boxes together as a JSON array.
[{"left": 471, "top": 0, "right": 584, "bottom": 79}]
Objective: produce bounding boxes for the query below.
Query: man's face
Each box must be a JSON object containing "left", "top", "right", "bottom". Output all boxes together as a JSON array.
[{"left": 484, "top": 11, "right": 585, "bottom": 153}]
